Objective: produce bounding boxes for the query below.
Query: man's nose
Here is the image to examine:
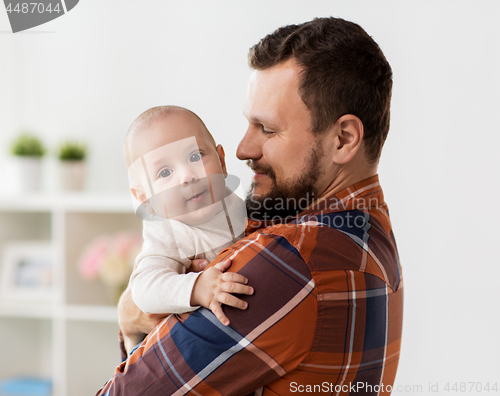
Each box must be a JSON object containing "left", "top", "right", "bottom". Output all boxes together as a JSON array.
[{"left": 236, "top": 125, "right": 263, "bottom": 161}]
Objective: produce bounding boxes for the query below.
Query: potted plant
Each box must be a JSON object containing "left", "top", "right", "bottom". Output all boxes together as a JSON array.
[
  {"left": 9, "top": 133, "right": 46, "bottom": 192},
  {"left": 57, "top": 141, "right": 88, "bottom": 191}
]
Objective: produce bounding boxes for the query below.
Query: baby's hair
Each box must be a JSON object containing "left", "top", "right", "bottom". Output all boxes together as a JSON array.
[{"left": 123, "top": 105, "right": 216, "bottom": 167}]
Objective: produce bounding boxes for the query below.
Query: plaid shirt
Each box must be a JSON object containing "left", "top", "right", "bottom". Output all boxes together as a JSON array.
[{"left": 97, "top": 175, "right": 403, "bottom": 396}]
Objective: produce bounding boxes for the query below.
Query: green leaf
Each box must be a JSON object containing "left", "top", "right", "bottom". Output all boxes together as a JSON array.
[
  {"left": 10, "top": 133, "right": 46, "bottom": 157},
  {"left": 58, "top": 141, "right": 87, "bottom": 161}
]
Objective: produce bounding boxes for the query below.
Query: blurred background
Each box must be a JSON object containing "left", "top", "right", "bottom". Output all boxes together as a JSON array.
[{"left": 0, "top": 1, "right": 499, "bottom": 395}]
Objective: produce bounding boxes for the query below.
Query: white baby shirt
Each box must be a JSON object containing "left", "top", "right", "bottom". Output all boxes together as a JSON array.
[{"left": 130, "top": 189, "right": 246, "bottom": 314}]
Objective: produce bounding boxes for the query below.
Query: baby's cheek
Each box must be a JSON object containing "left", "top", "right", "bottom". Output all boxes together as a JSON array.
[
  {"left": 157, "top": 178, "right": 183, "bottom": 196},
  {"left": 164, "top": 196, "right": 185, "bottom": 214},
  {"left": 208, "top": 177, "right": 226, "bottom": 203}
]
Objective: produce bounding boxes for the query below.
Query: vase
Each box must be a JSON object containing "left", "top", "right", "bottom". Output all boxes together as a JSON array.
[
  {"left": 7, "top": 156, "right": 43, "bottom": 193},
  {"left": 59, "top": 160, "right": 86, "bottom": 191}
]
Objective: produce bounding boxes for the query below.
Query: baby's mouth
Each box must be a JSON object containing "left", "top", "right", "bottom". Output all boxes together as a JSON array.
[{"left": 187, "top": 190, "right": 206, "bottom": 202}]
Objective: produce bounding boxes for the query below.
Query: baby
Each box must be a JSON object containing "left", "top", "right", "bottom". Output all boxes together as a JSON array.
[{"left": 124, "top": 105, "right": 251, "bottom": 330}]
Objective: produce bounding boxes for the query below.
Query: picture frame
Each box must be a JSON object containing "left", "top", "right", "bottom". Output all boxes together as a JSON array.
[{"left": 0, "top": 241, "right": 54, "bottom": 302}]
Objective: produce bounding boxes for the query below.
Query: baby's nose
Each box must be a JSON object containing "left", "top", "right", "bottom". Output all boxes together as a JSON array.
[{"left": 180, "top": 166, "right": 199, "bottom": 185}]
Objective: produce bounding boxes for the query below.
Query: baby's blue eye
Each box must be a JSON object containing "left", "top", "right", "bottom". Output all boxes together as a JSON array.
[
  {"left": 190, "top": 152, "right": 202, "bottom": 162},
  {"left": 160, "top": 169, "right": 172, "bottom": 178}
]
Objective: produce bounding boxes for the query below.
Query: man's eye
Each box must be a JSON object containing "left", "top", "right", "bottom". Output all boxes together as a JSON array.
[
  {"left": 160, "top": 169, "right": 172, "bottom": 178},
  {"left": 261, "top": 126, "right": 274, "bottom": 135},
  {"left": 190, "top": 152, "right": 203, "bottom": 162}
]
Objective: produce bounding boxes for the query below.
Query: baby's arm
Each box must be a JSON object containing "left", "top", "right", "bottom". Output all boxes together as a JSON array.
[
  {"left": 131, "top": 258, "right": 252, "bottom": 325},
  {"left": 190, "top": 259, "right": 254, "bottom": 326},
  {"left": 131, "top": 257, "right": 202, "bottom": 314},
  {"left": 131, "top": 220, "right": 206, "bottom": 315},
  {"left": 133, "top": 221, "right": 252, "bottom": 324}
]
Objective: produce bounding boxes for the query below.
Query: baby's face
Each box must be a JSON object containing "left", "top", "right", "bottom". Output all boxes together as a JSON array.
[{"left": 129, "top": 113, "right": 226, "bottom": 224}]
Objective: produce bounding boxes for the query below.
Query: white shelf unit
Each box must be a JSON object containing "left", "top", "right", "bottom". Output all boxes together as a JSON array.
[{"left": 0, "top": 193, "right": 142, "bottom": 396}]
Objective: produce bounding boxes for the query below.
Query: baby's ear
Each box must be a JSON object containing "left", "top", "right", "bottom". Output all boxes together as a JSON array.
[
  {"left": 130, "top": 185, "right": 147, "bottom": 204},
  {"left": 216, "top": 144, "right": 228, "bottom": 177}
]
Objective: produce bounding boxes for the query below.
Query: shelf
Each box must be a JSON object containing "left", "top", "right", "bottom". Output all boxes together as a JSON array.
[
  {"left": 63, "top": 305, "right": 118, "bottom": 323},
  {"left": 66, "top": 321, "right": 120, "bottom": 395},
  {"left": 0, "top": 317, "right": 52, "bottom": 380},
  {"left": 0, "top": 192, "right": 134, "bottom": 213},
  {"left": 0, "top": 302, "right": 53, "bottom": 319},
  {"left": 0, "top": 303, "right": 118, "bottom": 323},
  {"left": 0, "top": 192, "right": 138, "bottom": 396}
]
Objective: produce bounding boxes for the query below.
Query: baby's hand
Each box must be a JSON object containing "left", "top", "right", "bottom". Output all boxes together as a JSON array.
[{"left": 190, "top": 259, "right": 254, "bottom": 326}]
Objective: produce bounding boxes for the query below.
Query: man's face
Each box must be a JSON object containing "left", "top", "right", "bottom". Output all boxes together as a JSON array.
[{"left": 237, "top": 59, "right": 327, "bottom": 219}]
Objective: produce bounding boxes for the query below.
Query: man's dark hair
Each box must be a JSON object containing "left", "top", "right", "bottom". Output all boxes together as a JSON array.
[{"left": 248, "top": 17, "right": 392, "bottom": 164}]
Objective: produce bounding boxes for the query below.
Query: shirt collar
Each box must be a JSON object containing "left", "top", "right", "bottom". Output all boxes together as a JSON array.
[
  {"left": 303, "top": 174, "right": 385, "bottom": 214},
  {"left": 245, "top": 175, "right": 385, "bottom": 233}
]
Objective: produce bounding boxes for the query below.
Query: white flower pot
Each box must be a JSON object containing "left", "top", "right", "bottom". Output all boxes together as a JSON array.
[
  {"left": 7, "top": 157, "right": 43, "bottom": 193},
  {"left": 59, "top": 160, "right": 86, "bottom": 191}
]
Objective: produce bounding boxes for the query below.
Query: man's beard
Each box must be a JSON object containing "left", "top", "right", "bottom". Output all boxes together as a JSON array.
[{"left": 245, "top": 143, "right": 324, "bottom": 221}]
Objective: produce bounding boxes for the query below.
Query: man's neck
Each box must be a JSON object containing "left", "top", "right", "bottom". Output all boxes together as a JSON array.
[{"left": 317, "top": 160, "right": 378, "bottom": 201}]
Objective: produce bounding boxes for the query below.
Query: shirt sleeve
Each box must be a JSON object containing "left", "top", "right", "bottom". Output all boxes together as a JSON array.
[
  {"left": 96, "top": 232, "right": 317, "bottom": 396},
  {"left": 130, "top": 257, "right": 201, "bottom": 314},
  {"left": 130, "top": 220, "right": 201, "bottom": 314}
]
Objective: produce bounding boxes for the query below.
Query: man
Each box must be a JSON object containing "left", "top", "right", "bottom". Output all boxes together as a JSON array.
[{"left": 98, "top": 17, "right": 403, "bottom": 395}]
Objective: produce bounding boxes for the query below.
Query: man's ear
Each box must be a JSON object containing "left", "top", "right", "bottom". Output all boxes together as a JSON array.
[
  {"left": 130, "top": 185, "right": 147, "bottom": 204},
  {"left": 331, "top": 114, "right": 364, "bottom": 165},
  {"left": 216, "top": 144, "right": 228, "bottom": 177}
]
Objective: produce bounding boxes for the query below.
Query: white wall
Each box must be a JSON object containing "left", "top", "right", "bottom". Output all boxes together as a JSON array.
[{"left": 1, "top": 0, "right": 499, "bottom": 393}]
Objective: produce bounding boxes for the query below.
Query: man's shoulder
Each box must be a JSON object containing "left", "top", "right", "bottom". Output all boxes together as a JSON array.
[
  {"left": 245, "top": 212, "right": 361, "bottom": 254},
  {"left": 242, "top": 209, "right": 400, "bottom": 291}
]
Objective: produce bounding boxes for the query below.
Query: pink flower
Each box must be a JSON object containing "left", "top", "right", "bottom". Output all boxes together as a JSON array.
[
  {"left": 78, "top": 236, "right": 110, "bottom": 280},
  {"left": 77, "top": 232, "right": 143, "bottom": 287}
]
